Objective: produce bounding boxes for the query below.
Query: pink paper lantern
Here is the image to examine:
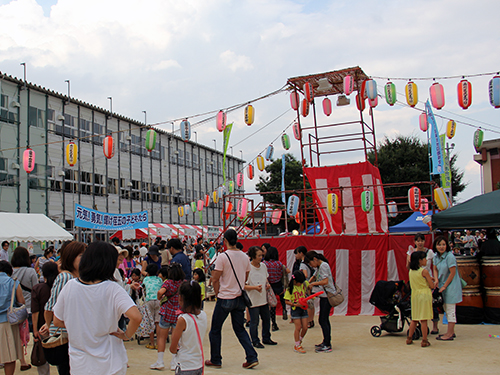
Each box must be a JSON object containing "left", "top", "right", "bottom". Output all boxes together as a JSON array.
[
  {"left": 323, "top": 97, "right": 332, "bottom": 116},
  {"left": 430, "top": 82, "right": 445, "bottom": 110},
  {"left": 236, "top": 172, "right": 244, "bottom": 187},
  {"left": 216, "top": 110, "right": 226, "bottom": 132},
  {"left": 419, "top": 113, "right": 428, "bottom": 132},
  {"left": 292, "top": 121, "right": 301, "bottom": 140},
  {"left": 344, "top": 75, "right": 354, "bottom": 95},
  {"left": 23, "top": 148, "right": 35, "bottom": 173},
  {"left": 368, "top": 95, "right": 378, "bottom": 108},
  {"left": 197, "top": 200, "right": 204, "bottom": 212}
]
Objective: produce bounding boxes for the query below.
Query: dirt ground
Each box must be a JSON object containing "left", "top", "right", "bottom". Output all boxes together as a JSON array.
[{"left": 18, "top": 300, "right": 500, "bottom": 375}]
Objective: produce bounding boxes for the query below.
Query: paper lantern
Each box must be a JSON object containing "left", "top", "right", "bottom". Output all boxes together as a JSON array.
[
  {"left": 385, "top": 82, "right": 397, "bottom": 106},
  {"left": 360, "top": 80, "right": 368, "bottom": 100},
  {"left": 405, "top": 81, "right": 418, "bottom": 107},
  {"left": 387, "top": 201, "right": 398, "bottom": 218},
  {"left": 23, "top": 148, "right": 35, "bottom": 173},
  {"left": 103, "top": 136, "right": 115, "bottom": 159},
  {"left": 489, "top": 76, "right": 500, "bottom": 108},
  {"left": 457, "top": 79, "right": 472, "bottom": 109},
  {"left": 244, "top": 105, "right": 254, "bottom": 125},
  {"left": 145, "top": 129, "right": 157, "bottom": 151},
  {"left": 237, "top": 198, "right": 248, "bottom": 220},
  {"left": 408, "top": 186, "right": 421, "bottom": 211},
  {"left": 361, "top": 190, "right": 374, "bottom": 213},
  {"left": 434, "top": 187, "right": 450, "bottom": 210},
  {"left": 218, "top": 186, "right": 225, "bottom": 199},
  {"left": 290, "top": 91, "right": 300, "bottom": 110},
  {"left": 304, "top": 82, "right": 314, "bottom": 103},
  {"left": 368, "top": 95, "right": 378, "bottom": 108},
  {"left": 287, "top": 195, "right": 300, "bottom": 217},
  {"left": 213, "top": 190, "right": 219, "bottom": 204},
  {"left": 271, "top": 209, "right": 282, "bottom": 225},
  {"left": 236, "top": 172, "right": 244, "bottom": 187},
  {"left": 190, "top": 201, "right": 197, "bottom": 213},
  {"left": 323, "top": 97, "right": 332, "bottom": 116},
  {"left": 365, "top": 79, "right": 377, "bottom": 100},
  {"left": 473, "top": 128, "right": 484, "bottom": 152},
  {"left": 292, "top": 121, "right": 301, "bottom": 140},
  {"left": 344, "top": 75, "right": 354, "bottom": 95},
  {"left": 420, "top": 197, "right": 429, "bottom": 215},
  {"left": 294, "top": 211, "right": 301, "bottom": 224},
  {"left": 356, "top": 93, "right": 365, "bottom": 111},
  {"left": 256, "top": 155, "right": 265, "bottom": 171},
  {"left": 430, "top": 82, "right": 445, "bottom": 110},
  {"left": 281, "top": 134, "right": 290, "bottom": 150},
  {"left": 178, "top": 206, "right": 184, "bottom": 217},
  {"left": 327, "top": 193, "right": 338, "bottom": 215},
  {"left": 224, "top": 201, "right": 233, "bottom": 217},
  {"left": 263, "top": 204, "right": 271, "bottom": 224},
  {"left": 204, "top": 194, "right": 210, "bottom": 207},
  {"left": 422, "top": 215, "right": 432, "bottom": 229},
  {"left": 65, "top": 141, "right": 77, "bottom": 167},
  {"left": 419, "top": 112, "right": 428, "bottom": 132},
  {"left": 227, "top": 180, "right": 234, "bottom": 193},
  {"left": 180, "top": 120, "right": 191, "bottom": 142},
  {"left": 197, "top": 200, "right": 204, "bottom": 212},
  {"left": 301, "top": 98, "right": 309, "bottom": 117},
  {"left": 446, "top": 120, "right": 456, "bottom": 139},
  {"left": 265, "top": 145, "right": 274, "bottom": 161},
  {"left": 184, "top": 204, "right": 190, "bottom": 215},
  {"left": 216, "top": 110, "right": 226, "bottom": 132},
  {"left": 247, "top": 164, "right": 254, "bottom": 180}
]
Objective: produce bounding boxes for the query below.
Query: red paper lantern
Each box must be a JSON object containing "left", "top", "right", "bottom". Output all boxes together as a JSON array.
[
  {"left": 356, "top": 93, "right": 365, "bottom": 111},
  {"left": 323, "top": 97, "right": 332, "bottom": 116},
  {"left": 430, "top": 82, "right": 445, "bottom": 110},
  {"left": 247, "top": 164, "right": 254, "bottom": 180},
  {"left": 304, "top": 82, "right": 314, "bottom": 103},
  {"left": 360, "top": 80, "right": 368, "bottom": 100},
  {"left": 204, "top": 194, "right": 210, "bottom": 207},
  {"left": 290, "top": 91, "right": 300, "bottom": 110},
  {"left": 457, "top": 79, "right": 472, "bottom": 110},
  {"left": 216, "top": 110, "right": 226, "bottom": 132},
  {"left": 23, "top": 148, "right": 35, "bottom": 173},
  {"left": 408, "top": 186, "right": 421, "bottom": 211},
  {"left": 103, "top": 136, "right": 115, "bottom": 159},
  {"left": 301, "top": 99, "right": 309, "bottom": 117},
  {"left": 368, "top": 95, "right": 378, "bottom": 108}
]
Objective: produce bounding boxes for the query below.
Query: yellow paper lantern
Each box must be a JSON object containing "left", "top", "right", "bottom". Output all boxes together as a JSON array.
[
  {"left": 446, "top": 120, "right": 456, "bottom": 139},
  {"left": 256, "top": 155, "right": 265, "bottom": 171},
  {"left": 405, "top": 81, "right": 418, "bottom": 107},
  {"left": 434, "top": 187, "right": 450, "bottom": 210},
  {"left": 327, "top": 193, "right": 338, "bottom": 215},
  {"left": 66, "top": 141, "right": 78, "bottom": 167}
]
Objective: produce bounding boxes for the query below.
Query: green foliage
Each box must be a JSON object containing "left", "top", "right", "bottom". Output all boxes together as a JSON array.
[{"left": 255, "top": 153, "right": 306, "bottom": 205}]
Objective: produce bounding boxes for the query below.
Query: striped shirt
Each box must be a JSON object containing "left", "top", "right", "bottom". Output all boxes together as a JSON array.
[{"left": 45, "top": 271, "right": 74, "bottom": 335}]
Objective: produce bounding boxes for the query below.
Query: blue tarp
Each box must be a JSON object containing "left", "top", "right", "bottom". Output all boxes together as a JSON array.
[{"left": 388, "top": 211, "right": 434, "bottom": 233}]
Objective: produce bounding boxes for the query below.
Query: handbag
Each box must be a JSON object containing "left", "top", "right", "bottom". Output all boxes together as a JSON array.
[
  {"left": 31, "top": 339, "right": 46, "bottom": 367},
  {"left": 225, "top": 253, "right": 252, "bottom": 308},
  {"left": 41, "top": 327, "right": 69, "bottom": 349},
  {"left": 266, "top": 287, "right": 277, "bottom": 307},
  {"left": 324, "top": 279, "right": 344, "bottom": 307},
  {"left": 7, "top": 278, "right": 28, "bottom": 325},
  {"left": 281, "top": 264, "right": 289, "bottom": 289}
]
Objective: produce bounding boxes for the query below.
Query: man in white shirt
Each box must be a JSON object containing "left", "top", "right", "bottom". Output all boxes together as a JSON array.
[{"left": 206, "top": 229, "right": 259, "bottom": 370}]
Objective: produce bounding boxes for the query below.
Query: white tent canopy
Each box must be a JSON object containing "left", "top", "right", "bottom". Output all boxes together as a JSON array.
[{"left": 0, "top": 213, "right": 74, "bottom": 242}]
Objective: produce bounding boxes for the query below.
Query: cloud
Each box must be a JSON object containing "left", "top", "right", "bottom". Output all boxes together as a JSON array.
[
  {"left": 219, "top": 50, "right": 253, "bottom": 72},
  {"left": 150, "top": 60, "right": 181, "bottom": 71}
]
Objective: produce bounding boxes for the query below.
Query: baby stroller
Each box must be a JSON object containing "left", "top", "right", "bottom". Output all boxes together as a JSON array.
[{"left": 369, "top": 280, "right": 426, "bottom": 339}]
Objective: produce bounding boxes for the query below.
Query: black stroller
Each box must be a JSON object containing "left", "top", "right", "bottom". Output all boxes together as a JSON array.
[{"left": 369, "top": 280, "right": 426, "bottom": 339}]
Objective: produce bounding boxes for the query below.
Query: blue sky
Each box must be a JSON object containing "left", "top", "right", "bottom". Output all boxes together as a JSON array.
[{"left": 1, "top": 0, "right": 499, "bottom": 205}]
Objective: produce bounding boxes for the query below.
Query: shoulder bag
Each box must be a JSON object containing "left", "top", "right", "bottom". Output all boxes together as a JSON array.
[
  {"left": 7, "top": 278, "right": 28, "bottom": 325},
  {"left": 225, "top": 253, "right": 252, "bottom": 308},
  {"left": 324, "top": 278, "right": 344, "bottom": 307},
  {"left": 266, "top": 287, "right": 278, "bottom": 307}
]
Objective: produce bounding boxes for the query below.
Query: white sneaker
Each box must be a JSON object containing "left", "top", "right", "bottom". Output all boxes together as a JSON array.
[{"left": 150, "top": 361, "right": 165, "bottom": 370}]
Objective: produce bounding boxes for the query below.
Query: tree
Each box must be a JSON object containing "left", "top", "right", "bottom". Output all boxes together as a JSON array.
[
  {"left": 367, "top": 135, "right": 467, "bottom": 224},
  {"left": 255, "top": 153, "right": 307, "bottom": 204}
]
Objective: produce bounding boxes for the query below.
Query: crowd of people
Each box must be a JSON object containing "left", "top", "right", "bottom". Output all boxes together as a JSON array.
[{"left": 2, "top": 228, "right": 497, "bottom": 373}]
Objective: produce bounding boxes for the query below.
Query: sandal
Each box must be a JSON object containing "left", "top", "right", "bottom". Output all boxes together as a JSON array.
[
  {"left": 21, "top": 365, "right": 32, "bottom": 371},
  {"left": 145, "top": 344, "right": 156, "bottom": 349},
  {"left": 406, "top": 337, "right": 413, "bottom": 345},
  {"left": 421, "top": 339, "right": 431, "bottom": 347},
  {"left": 430, "top": 330, "right": 439, "bottom": 335},
  {"left": 308, "top": 321, "right": 315, "bottom": 328}
]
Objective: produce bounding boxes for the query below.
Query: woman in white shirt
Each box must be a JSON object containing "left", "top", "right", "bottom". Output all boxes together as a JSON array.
[{"left": 53, "top": 241, "right": 142, "bottom": 375}]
